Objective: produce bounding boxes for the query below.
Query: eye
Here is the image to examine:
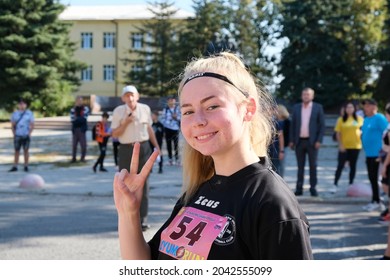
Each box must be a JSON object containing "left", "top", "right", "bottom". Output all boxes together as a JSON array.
[
  {"left": 182, "top": 110, "right": 193, "bottom": 116},
  {"left": 207, "top": 105, "right": 219, "bottom": 110}
]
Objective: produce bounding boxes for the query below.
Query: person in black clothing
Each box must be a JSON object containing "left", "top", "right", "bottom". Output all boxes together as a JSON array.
[
  {"left": 93, "top": 112, "right": 111, "bottom": 173},
  {"left": 151, "top": 111, "right": 164, "bottom": 173},
  {"left": 70, "top": 96, "right": 89, "bottom": 163},
  {"left": 113, "top": 52, "right": 313, "bottom": 260}
]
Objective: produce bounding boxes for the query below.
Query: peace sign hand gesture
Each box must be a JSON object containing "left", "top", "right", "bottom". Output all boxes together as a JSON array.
[{"left": 113, "top": 142, "right": 159, "bottom": 218}]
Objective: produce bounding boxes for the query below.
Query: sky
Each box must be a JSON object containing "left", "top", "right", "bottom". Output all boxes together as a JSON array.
[{"left": 59, "top": 0, "right": 194, "bottom": 12}]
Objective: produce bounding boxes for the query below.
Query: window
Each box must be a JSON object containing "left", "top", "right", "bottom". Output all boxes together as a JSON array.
[
  {"left": 131, "top": 33, "right": 143, "bottom": 49},
  {"left": 103, "top": 65, "right": 115, "bottom": 81},
  {"left": 81, "top": 66, "right": 93, "bottom": 81},
  {"left": 103, "top": 32, "right": 116, "bottom": 49},
  {"left": 81, "top": 32, "right": 93, "bottom": 49}
]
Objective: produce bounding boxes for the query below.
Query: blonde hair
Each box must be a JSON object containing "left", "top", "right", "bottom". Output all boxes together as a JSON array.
[
  {"left": 277, "top": 104, "right": 290, "bottom": 120},
  {"left": 178, "top": 52, "right": 274, "bottom": 204}
]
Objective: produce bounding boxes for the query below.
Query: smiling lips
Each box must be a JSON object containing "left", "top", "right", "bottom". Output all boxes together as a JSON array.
[{"left": 195, "top": 132, "right": 217, "bottom": 141}]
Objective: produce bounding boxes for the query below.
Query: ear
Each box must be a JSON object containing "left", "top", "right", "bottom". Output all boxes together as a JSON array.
[{"left": 244, "top": 97, "right": 256, "bottom": 121}]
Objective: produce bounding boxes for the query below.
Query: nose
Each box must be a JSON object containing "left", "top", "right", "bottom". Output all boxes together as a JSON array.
[{"left": 192, "top": 110, "right": 207, "bottom": 127}]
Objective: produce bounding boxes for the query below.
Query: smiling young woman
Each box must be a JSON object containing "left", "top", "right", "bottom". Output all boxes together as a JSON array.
[{"left": 113, "top": 52, "right": 313, "bottom": 260}]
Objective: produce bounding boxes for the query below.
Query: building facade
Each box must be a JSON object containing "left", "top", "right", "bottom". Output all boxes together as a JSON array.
[{"left": 59, "top": 4, "right": 192, "bottom": 99}]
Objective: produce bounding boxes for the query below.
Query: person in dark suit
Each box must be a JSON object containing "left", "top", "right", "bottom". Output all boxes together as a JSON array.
[{"left": 289, "top": 87, "right": 325, "bottom": 196}]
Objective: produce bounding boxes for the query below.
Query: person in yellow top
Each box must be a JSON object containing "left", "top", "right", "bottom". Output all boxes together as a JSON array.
[{"left": 332, "top": 102, "right": 364, "bottom": 193}]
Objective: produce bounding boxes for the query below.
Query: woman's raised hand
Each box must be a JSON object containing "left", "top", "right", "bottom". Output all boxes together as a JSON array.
[{"left": 113, "top": 143, "right": 159, "bottom": 217}]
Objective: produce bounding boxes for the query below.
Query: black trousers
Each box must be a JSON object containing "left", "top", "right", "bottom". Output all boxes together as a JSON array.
[
  {"left": 113, "top": 141, "right": 120, "bottom": 166},
  {"left": 334, "top": 149, "right": 360, "bottom": 185},
  {"left": 165, "top": 128, "right": 179, "bottom": 161},
  {"left": 366, "top": 157, "right": 380, "bottom": 203},
  {"left": 295, "top": 139, "right": 318, "bottom": 191},
  {"left": 94, "top": 137, "right": 109, "bottom": 169},
  {"left": 72, "top": 128, "right": 86, "bottom": 161},
  {"left": 118, "top": 141, "right": 152, "bottom": 222}
]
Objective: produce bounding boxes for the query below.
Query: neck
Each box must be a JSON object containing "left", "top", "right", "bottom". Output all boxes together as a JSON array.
[{"left": 212, "top": 143, "right": 259, "bottom": 176}]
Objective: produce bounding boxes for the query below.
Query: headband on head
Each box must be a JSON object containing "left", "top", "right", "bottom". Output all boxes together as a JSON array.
[{"left": 183, "top": 72, "right": 249, "bottom": 98}]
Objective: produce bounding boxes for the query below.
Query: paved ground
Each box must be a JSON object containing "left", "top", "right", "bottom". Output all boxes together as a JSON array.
[{"left": 0, "top": 121, "right": 388, "bottom": 259}]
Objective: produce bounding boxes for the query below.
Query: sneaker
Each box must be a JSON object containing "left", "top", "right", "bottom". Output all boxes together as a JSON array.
[
  {"left": 8, "top": 166, "right": 17, "bottom": 172},
  {"left": 24, "top": 166, "right": 28, "bottom": 172},
  {"left": 362, "top": 202, "right": 381, "bottom": 211},
  {"left": 100, "top": 168, "right": 108, "bottom": 172},
  {"left": 310, "top": 188, "right": 318, "bottom": 197},
  {"left": 294, "top": 190, "right": 303, "bottom": 196},
  {"left": 379, "top": 201, "right": 387, "bottom": 212},
  {"left": 380, "top": 208, "right": 389, "bottom": 218},
  {"left": 378, "top": 213, "right": 390, "bottom": 225},
  {"left": 329, "top": 185, "right": 338, "bottom": 194}
]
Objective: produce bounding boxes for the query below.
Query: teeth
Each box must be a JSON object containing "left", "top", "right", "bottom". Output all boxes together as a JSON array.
[{"left": 197, "top": 133, "right": 214, "bottom": 140}]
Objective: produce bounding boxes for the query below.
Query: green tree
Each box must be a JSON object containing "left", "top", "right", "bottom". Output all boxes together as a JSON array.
[
  {"left": 226, "top": 0, "right": 281, "bottom": 85},
  {"left": 124, "top": 0, "right": 186, "bottom": 97},
  {"left": 179, "top": 0, "right": 226, "bottom": 59},
  {"left": 345, "top": 0, "right": 387, "bottom": 97},
  {"left": 277, "top": 0, "right": 386, "bottom": 108},
  {"left": 0, "top": 0, "right": 84, "bottom": 115},
  {"left": 375, "top": 0, "right": 390, "bottom": 104}
]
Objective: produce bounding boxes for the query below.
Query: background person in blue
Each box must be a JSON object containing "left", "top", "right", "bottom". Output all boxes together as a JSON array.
[
  {"left": 9, "top": 99, "right": 35, "bottom": 172},
  {"left": 162, "top": 96, "right": 181, "bottom": 165},
  {"left": 361, "top": 98, "right": 388, "bottom": 212}
]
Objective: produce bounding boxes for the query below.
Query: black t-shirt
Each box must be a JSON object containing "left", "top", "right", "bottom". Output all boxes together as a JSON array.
[{"left": 148, "top": 158, "right": 313, "bottom": 260}]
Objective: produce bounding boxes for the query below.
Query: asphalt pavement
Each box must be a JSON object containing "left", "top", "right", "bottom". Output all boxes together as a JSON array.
[{"left": 0, "top": 121, "right": 388, "bottom": 259}]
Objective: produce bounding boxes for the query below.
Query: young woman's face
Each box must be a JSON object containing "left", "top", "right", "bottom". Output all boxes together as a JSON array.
[
  {"left": 180, "top": 77, "right": 246, "bottom": 157},
  {"left": 345, "top": 103, "right": 355, "bottom": 115}
]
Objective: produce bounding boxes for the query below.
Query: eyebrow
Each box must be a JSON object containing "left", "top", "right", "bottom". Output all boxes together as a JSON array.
[
  {"left": 183, "top": 72, "right": 249, "bottom": 98},
  {"left": 181, "top": 95, "right": 217, "bottom": 108}
]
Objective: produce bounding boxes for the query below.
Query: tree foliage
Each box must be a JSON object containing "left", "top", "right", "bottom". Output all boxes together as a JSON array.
[
  {"left": 226, "top": 0, "right": 280, "bottom": 85},
  {"left": 375, "top": 0, "right": 390, "bottom": 104},
  {"left": 124, "top": 0, "right": 186, "bottom": 97},
  {"left": 0, "top": 0, "right": 84, "bottom": 115},
  {"left": 277, "top": 0, "right": 386, "bottom": 108}
]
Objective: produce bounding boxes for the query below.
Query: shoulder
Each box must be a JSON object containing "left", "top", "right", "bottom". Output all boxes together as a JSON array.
[
  {"left": 293, "top": 103, "right": 301, "bottom": 110},
  {"left": 138, "top": 103, "right": 151, "bottom": 113},
  {"left": 313, "top": 102, "right": 324, "bottom": 110},
  {"left": 245, "top": 169, "right": 305, "bottom": 223},
  {"left": 112, "top": 104, "right": 125, "bottom": 114}
]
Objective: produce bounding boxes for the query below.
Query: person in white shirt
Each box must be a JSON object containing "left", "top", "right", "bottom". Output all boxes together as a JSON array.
[
  {"left": 111, "top": 85, "right": 160, "bottom": 231},
  {"left": 9, "top": 99, "right": 34, "bottom": 172}
]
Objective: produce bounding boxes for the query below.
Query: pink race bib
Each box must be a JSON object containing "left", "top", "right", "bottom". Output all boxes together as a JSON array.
[{"left": 159, "top": 207, "right": 228, "bottom": 260}]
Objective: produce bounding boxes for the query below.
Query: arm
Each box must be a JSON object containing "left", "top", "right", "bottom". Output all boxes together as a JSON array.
[
  {"left": 315, "top": 105, "right": 325, "bottom": 149},
  {"left": 29, "top": 122, "right": 34, "bottom": 137},
  {"left": 114, "top": 143, "right": 159, "bottom": 259},
  {"left": 147, "top": 124, "right": 161, "bottom": 154},
  {"left": 336, "top": 132, "right": 345, "bottom": 152},
  {"left": 288, "top": 106, "right": 296, "bottom": 150},
  {"left": 381, "top": 133, "right": 390, "bottom": 178},
  {"left": 278, "top": 130, "right": 285, "bottom": 160}
]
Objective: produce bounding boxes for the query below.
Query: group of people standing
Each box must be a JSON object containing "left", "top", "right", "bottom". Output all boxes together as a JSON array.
[
  {"left": 7, "top": 51, "right": 389, "bottom": 260},
  {"left": 72, "top": 86, "right": 181, "bottom": 231}
]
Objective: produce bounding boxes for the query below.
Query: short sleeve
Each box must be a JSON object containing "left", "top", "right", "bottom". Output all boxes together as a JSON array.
[
  {"left": 110, "top": 107, "right": 122, "bottom": 130},
  {"left": 334, "top": 117, "right": 342, "bottom": 132}
]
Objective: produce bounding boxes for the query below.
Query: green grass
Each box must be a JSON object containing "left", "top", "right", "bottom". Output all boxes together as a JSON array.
[{"left": 0, "top": 109, "right": 10, "bottom": 122}]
